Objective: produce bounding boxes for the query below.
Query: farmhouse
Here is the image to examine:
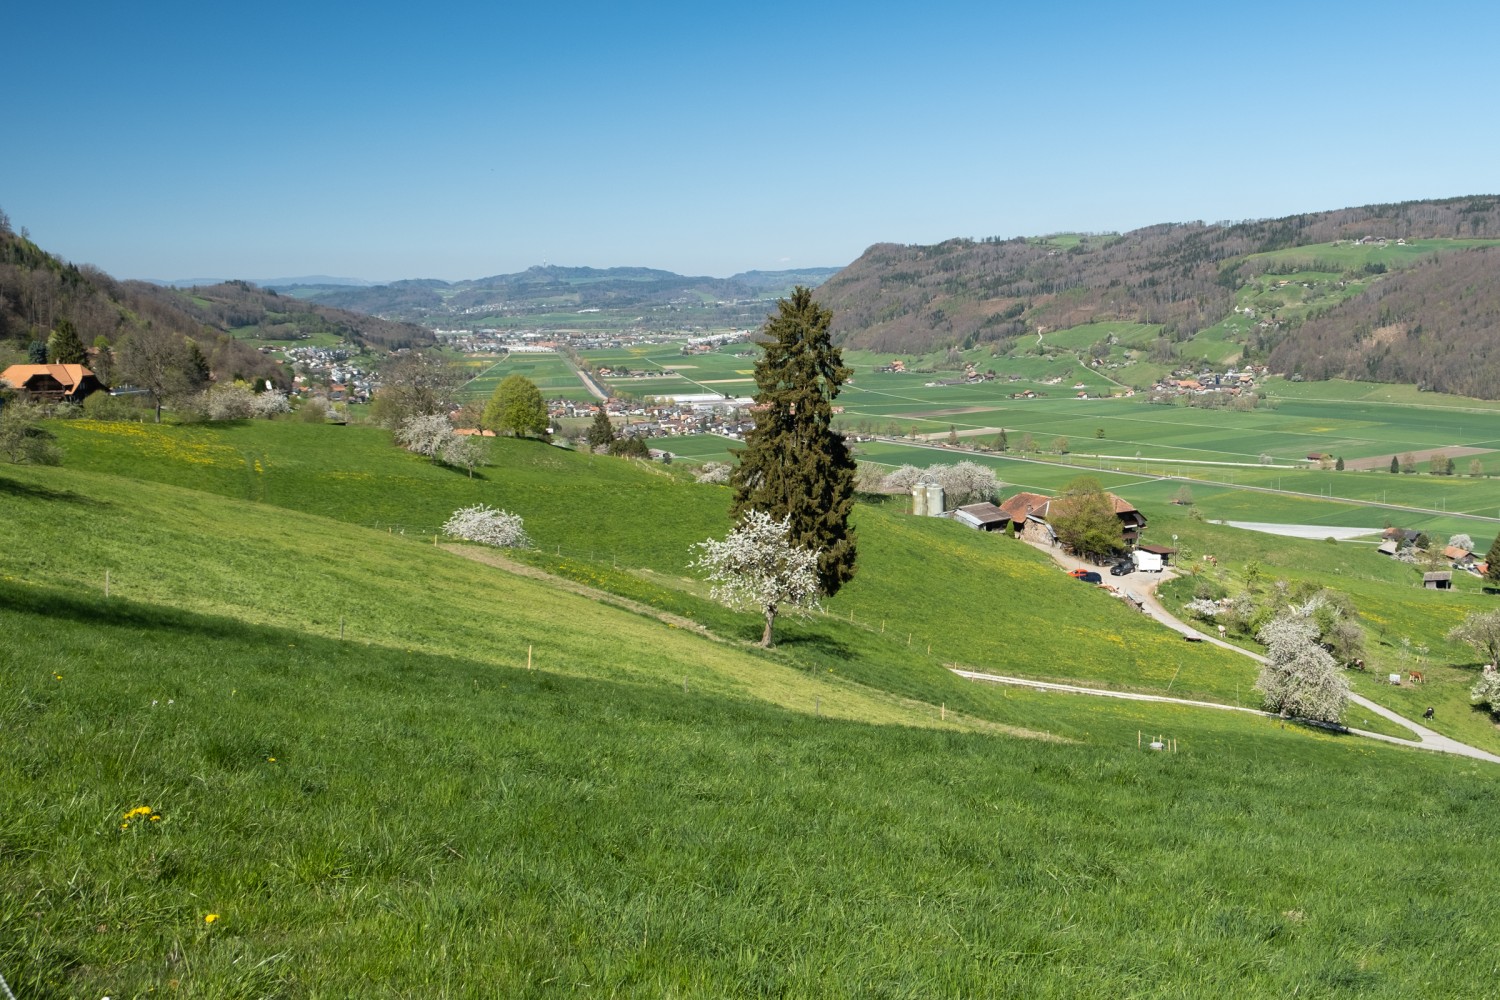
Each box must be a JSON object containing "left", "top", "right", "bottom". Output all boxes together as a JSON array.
[
  {"left": 0, "top": 363, "right": 105, "bottom": 403},
  {"left": 997, "top": 490, "right": 1147, "bottom": 549}
]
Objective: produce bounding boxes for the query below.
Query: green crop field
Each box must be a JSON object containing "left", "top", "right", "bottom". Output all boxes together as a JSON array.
[
  {"left": 9, "top": 417, "right": 1500, "bottom": 995},
  {"left": 459, "top": 352, "right": 594, "bottom": 403}
]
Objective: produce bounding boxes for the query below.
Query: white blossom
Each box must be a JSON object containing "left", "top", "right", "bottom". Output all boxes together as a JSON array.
[
  {"left": 250, "top": 389, "right": 292, "bottom": 418},
  {"left": 1255, "top": 607, "right": 1349, "bottom": 723},
  {"left": 695, "top": 461, "right": 732, "bottom": 484},
  {"left": 442, "top": 504, "right": 530, "bottom": 548},
  {"left": 926, "top": 461, "right": 1002, "bottom": 507},
  {"left": 396, "top": 414, "right": 456, "bottom": 459},
  {"left": 691, "top": 509, "right": 821, "bottom": 647}
]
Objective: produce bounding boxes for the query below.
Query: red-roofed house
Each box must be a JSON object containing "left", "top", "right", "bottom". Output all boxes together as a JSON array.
[{"left": 0, "top": 364, "right": 105, "bottom": 403}]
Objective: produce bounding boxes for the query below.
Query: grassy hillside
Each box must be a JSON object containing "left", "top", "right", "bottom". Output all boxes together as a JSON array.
[
  {"left": 7, "top": 452, "right": 1500, "bottom": 996},
  {"left": 46, "top": 420, "right": 1257, "bottom": 707}
]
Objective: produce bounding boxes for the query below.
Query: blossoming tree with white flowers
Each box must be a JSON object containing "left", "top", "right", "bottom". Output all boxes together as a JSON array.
[
  {"left": 692, "top": 509, "right": 821, "bottom": 648},
  {"left": 442, "top": 504, "right": 530, "bottom": 549}
]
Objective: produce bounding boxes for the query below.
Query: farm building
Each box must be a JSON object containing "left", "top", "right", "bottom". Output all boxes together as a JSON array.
[
  {"left": 1423, "top": 572, "right": 1454, "bottom": 590},
  {"left": 1444, "top": 545, "right": 1475, "bottom": 567},
  {"left": 953, "top": 502, "right": 1009, "bottom": 532},
  {"left": 0, "top": 364, "right": 105, "bottom": 403},
  {"left": 996, "top": 490, "right": 1147, "bottom": 549}
]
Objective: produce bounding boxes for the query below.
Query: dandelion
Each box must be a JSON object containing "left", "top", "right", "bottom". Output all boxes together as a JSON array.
[
  {"left": 204, "top": 913, "right": 219, "bottom": 925},
  {"left": 54, "top": 673, "right": 62, "bottom": 680},
  {"left": 267, "top": 757, "right": 277, "bottom": 763}
]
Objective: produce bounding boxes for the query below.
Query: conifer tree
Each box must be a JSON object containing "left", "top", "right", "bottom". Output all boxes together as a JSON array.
[
  {"left": 586, "top": 406, "right": 617, "bottom": 451},
  {"left": 1486, "top": 536, "right": 1500, "bottom": 585},
  {"left": 731, "top": 287, "right": 857, "bottom": 597},
  {"left": 48, "top": 320, "right": 87, "bottom": 365}
]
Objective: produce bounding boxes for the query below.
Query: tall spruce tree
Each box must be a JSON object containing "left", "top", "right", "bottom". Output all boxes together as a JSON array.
[
  {"left": 586, "top": 406, "right": 617, "bottom": 451},
  {"left": 730, "top": 287, "right": 857, "bottom": 597},
  {"left": 48, "top": 320, "right": 87, "bottom": 365}
]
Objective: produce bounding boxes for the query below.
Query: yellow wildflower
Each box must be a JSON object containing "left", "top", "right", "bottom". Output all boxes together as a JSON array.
[{"left": 204, "top": 913, "right": 219, "bottom": 924}]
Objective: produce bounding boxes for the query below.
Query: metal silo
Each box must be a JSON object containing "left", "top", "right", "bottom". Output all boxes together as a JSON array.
[
  {"left": 925, "top": 482, "right": 946, "bottom": 516},
  {"left": 911, "top": 481, "right": 928, "bottom": 517}
]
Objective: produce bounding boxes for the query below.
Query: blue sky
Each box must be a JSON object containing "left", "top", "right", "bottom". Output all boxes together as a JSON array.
[{"left": 6, "top": 1, "right": 1497, "bottom": 282}]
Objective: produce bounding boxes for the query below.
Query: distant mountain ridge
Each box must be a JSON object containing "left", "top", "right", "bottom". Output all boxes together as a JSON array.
[{"left": 284, "top": 265, "right": 843, "bottom": 324}]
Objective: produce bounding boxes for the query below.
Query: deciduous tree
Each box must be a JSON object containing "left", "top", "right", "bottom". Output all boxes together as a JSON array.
[
  {"left": 369, "top": 353, "right": 465, "bottom": 427},
  {"left": 443, "top": 504, "right": 529, "bottom": 548},
  {"left": 116, "top": 325, "right": 206, "bottom": 422},
  {"left": 1256, "top": 605, "right": 1349, "bottom": 723},
  {"left": 1046, "top": 476, "right": 1125, "bottom": 562},
  {"left": 692, "top": 509, "right": 821, "bottom": 648},
  {"left": 442, "top": 433, "right": 490, "bottom": 478},
  {"left": 1447, "top": 609, "right": 1500, "bottom": 666},
  {"left": 484, "top": 374, "right": 549, "bottom": 438},
  {"left": 731, "top": 287, "right": 856, "bottom": 597},
  {"left": 396, "top": 414, "right": 456, "bottom": 461}
]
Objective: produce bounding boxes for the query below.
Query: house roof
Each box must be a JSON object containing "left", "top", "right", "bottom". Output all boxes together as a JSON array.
[
  {"left": 1138, "top": 544, "right": 1176, "bottom": 555},
  {"left": 1, "top": 363, "right": 97, "bottom": 392},
  {"left": 998, "top": 492, "right": 1052, "bottom": 521},
  {"left": 1377, "top": 540, "right": 1399, "bottom": 555},
  {"left": 1443, "top": 545, "right": 1472, "bottom": 560},
  {"left": 1423, "top": 571, "right": 1453, "bottom": 583},
  {"left": 955, "top": 502, "right": 1009, "bottom": 527}
]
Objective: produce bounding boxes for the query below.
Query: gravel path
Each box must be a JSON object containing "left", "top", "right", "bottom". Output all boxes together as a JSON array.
[{"left": 996, "top": 537, "right": 1500, "bottom": 764}]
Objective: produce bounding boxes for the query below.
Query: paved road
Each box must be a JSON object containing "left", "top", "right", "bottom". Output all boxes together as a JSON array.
[{"left": 995, "top": 537, "right": 1500, "bottom": 764}]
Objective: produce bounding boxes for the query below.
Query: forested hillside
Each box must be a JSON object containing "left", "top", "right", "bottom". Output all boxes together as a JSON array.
[
  {"left": 1268, "top": 246, "right": 1500, "bottom": 397},
  {"left": 0, "top": 211, "right": 431, "bottom": 385},
  {"left": 817, "top": 196, "right": 1500, "bottom": 395}
]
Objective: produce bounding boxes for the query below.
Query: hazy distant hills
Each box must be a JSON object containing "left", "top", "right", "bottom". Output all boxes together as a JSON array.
[{"left": 281, "top": 265, "right": 843, "bottom": 327}]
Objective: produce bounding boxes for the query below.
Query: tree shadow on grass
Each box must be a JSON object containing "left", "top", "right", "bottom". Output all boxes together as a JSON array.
[
  {"left": 0, "top": 474, "right": 106, "bottom": 506},
  {"left": 0, "top": 579, "right": 256, "bottom": 643}
]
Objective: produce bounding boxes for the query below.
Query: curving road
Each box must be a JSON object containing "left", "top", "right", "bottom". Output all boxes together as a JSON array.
[{"left": 976, "top": 536, "right": 1500, "bottom": 764}]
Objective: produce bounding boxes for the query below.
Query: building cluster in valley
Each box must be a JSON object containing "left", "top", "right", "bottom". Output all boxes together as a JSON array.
[
  {"left": 281, "top": 346, "right": 373, "bottom": 404},
  {"left": 546, "top": 396, "right": 755, "bottom": 443},
  {"left": 433, "top": 328, "right": 751, "bottom": 356},
  {"left": 1149, "top": 365, "right": 1269, "bottom": 398}
]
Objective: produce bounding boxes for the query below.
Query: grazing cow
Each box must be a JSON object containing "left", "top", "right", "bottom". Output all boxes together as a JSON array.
[
  {"left": 1348, "top": 658, "right": 1365, "bottom": 671},
  {"left": 1423, "top": 706, "right": 1435, "bottom": 719},
  {"left": 1409, "top": 670, "right": 1425, "bottom": 685}
]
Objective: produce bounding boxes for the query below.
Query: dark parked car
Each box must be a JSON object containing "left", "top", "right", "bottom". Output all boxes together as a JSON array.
[
  {"left": 1110, "top": 561, "right": 1133, "bottom": 576},
  {"left": 1074, "top": 571, "right": 1103, "bottom": 584}
]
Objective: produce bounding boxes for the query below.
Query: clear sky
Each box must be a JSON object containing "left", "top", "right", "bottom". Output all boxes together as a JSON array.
[{"left": 6, "top": 0, "right": 1498, "bottom": 282}]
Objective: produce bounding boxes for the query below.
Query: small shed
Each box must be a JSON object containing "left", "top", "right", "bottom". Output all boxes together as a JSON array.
[
  {"left": 953, "top": 502, "right": 1009, "bottom": 532},
  {"left": 1377, "top": 540, "right": 1399, "bottom": 556},
  {"left": 1138, "top": 543, "right": 1177, "bottom": 565},
  {"left": 1423, "top": 571, "right": 1454, "bottom": 590}
]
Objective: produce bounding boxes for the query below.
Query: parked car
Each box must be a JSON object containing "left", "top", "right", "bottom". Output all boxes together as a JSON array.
[
  {"left": 1110, "top": 561, "right": 1133, "bottom": 576},
  {"left": 1071, "top": 570, "right": 1103, "bottom": 584}
]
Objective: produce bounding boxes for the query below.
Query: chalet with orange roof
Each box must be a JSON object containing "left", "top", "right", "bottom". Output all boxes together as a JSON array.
[{"left": 0, "top": 364, "right": 105, "bottom": 403}]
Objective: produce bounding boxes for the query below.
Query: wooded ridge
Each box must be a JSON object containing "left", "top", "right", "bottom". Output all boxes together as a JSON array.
[{"left": 815, "top": 196, "right": 1500, "bottom": 396}]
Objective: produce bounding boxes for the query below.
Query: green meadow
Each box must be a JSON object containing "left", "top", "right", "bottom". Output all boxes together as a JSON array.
[{"left": 9, "top": 417, "right": 1500, "bottom": 994}]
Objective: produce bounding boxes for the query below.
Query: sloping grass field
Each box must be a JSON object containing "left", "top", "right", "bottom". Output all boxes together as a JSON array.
[{"left": 7, "top": 420, "right": 1500, "bottom": 995}]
